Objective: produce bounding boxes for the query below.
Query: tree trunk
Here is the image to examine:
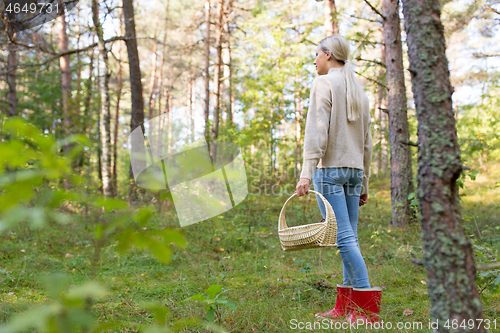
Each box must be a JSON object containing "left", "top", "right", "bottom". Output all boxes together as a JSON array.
[
  {"left": 57, "top": 2, "right": 71, "bottom": 133},
  {"left": 83, "top": 34, "right": 96, "bottom": 131},
  {"left": 324, "top": 0, "right": 339, "bottom": 36},
  {"left": 401, "top": 0, "right": 486, "bottom": 331},
  {"left": 123, "top": 0, "right": 146, "bottom": 201},
  {"left": 382, "top": 0, "right": 415, "bottom": 226},
  {"left": 113, "top": 3, "right": 124, "bottom": 194},
  {"left": 211, "top": 0, "right": 224, "bottom": 158},
  {"left": 157, "top": 1, "right": 169, "bottom": 123},
  {"left": 148, "top": 31, "right": 159, "bottom": 120},
  {"left": 294, "top": 68, "right": 302, "bottom": 176},
  {"left": 7, "top": 34, "right": 17, "bottom": 116},
  {"left": 75, "top": 2, "right": 82, "bottom": 128},
  {"left": 224, "top": 0, "right": 234, "bottom": 128},
  {"left": 92, "top": 0, "right": 114, "bottom": 197},
  {"left": 204, "top": 0, "right": 211, "bottom": 144}
]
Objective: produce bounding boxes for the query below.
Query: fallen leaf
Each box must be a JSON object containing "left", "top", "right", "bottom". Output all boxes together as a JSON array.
[{"left": 403, "top": 308, "right": 413, "bottom": 316}]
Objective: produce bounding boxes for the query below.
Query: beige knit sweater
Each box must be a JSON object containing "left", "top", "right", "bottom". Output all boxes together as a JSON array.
[{"left": 300, "top": 67, "right": 373, "bottom": 195}]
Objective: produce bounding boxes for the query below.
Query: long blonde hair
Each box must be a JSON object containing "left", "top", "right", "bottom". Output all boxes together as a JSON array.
[{"left": 319, "top": 35, "right": 364, "bottom": 121}]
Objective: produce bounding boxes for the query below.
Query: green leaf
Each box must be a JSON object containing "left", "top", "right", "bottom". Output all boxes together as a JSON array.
[
  {"left": 134, "top": 207, "right": 155, "bottom": 226},
  {"left": 205, "top": 285, "right": 222, "bottom": 299},
  {"left": 115, "top": 229, "right": 136, "bottom": 255},
  {"left": 160, "top": 229, "right": 186, "bottom": 248},
  {"left": 95, "top": 197, "right": 128, "bottom": 212},
  {"left": 147, "top": 238, "right": 172, "bottom": 264},
  {"left": 185, "top": 294, "right": 205, "bottom": 302},
  {"left": 66, "top": 282, "right": 107, "bottom": 300},
  {"left": 0, "top": 303, "right": 61, "bottom": 333},
  {"left": 206, "top": 308, "right": 216, "bottom": 322},
  {"left": 41, "top": 273, "right": 70, "bottom": 299},
  {"left": 90, "top": 321, "right": 120, "bottom": 333},
  {"left": 141, "top": 303, "right": 170, "bottom": 326}
]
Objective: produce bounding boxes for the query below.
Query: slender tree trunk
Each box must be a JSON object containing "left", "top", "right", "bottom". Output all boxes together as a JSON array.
[
  {"left": 157, "top": 2, "right": 169, "bottom": 122},
  {"left": 92, "top": 0, "right": 114, "bottom": 197},
  {"left": 377, "top": 43, "right": 388, "bottom": 175},
  {"left": 57, "top": 2, "right": 71, "bottom": 132},
  {"left": 402, "top": 0, "right": 486, "bottom": 331},
  {"left": 224, "top": 0, "right": 234, "bottom": 128},
  {"left": 123, "top": 0, "right": 146, "bottom": 201},
  {"left": 382, "top": 0, "right": 415, "bottom": 226},
  {"left": 294, "top": 68, "right": 302, "bottom": 175},
  {"left": 211, "top": 0, "right": 223, "bottom": 158},
  {"left": 190, "top": 74, "right": 195, "bottom": 143},
  {"left": 7, "top": 34, "right": 17, "bottom": 116},
  {"left": 113, "top": 3, "right": 124, "bottom": 194},
  {"left": 96, "top": 59, "right": 103, "bottom": 192},
  {"left": 83, "top": 34, "right": 96, "bottom": 130},
  {"left": 373, "top": 88, "right": 381, "bottom": 175},
  {"left": 75, "top": 3, "right": 82, "bottom": 127},
  {"left": 204, "top": 0, "right": 211, "bottom": 144},
  {"left": 165, "top": 86, "right": 172, "bottom": 154},
  {"left": 148, "top": 29, "right": 159, "bottom": 120},
  {"left": 324, "top": 0, "right": 339, "bottom": 36}
]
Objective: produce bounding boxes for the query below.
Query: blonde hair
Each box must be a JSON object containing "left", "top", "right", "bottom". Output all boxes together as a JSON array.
[{"left": 319, "top": 35, "right": 365, "bottom": 121}]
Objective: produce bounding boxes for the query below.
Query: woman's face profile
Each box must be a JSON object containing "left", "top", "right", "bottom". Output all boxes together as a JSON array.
[{"left": 313, "top": 45, "right": 330, "bottom": 76}]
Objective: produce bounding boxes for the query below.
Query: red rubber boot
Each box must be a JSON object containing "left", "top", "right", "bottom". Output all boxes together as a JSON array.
[
  {"left": 315, "top": 285, "right": 353, "bottom": 320},
  {"left": 347, "top": 287, "right": 382, "bottom": 323}
]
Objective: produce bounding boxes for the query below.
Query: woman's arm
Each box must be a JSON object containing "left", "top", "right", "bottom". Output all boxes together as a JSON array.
[{"left": 299, "top": 77, "right": 332, "bottom": 181}]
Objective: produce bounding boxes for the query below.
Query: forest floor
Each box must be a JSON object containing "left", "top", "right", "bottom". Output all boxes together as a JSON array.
[{"left": 1, "top": 163, "right": 500, "bottom": 333}]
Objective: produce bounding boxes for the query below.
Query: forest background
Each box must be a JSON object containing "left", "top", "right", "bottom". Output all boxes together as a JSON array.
[{"left": 1, "top": 0, "right": 500, "bottom": 332}]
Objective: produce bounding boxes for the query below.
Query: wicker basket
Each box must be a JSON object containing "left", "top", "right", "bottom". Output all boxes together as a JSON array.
[{"left": 278, "top": 190, "right": 337, "bottom": 251}]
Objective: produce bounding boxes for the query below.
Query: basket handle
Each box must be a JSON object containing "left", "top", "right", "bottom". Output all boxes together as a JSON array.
[{"left": 278, "top": 190, "right": 335, "bottom": 231}]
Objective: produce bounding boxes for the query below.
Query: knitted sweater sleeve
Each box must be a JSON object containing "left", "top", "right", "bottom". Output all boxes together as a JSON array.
[{"left": 300, "top": 77, "right": 332, "bottom": 180}]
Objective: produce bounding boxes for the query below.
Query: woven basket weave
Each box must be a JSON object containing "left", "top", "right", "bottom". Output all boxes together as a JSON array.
[{"left": 278, "top": 190, "right": 337, "bottom": 251}]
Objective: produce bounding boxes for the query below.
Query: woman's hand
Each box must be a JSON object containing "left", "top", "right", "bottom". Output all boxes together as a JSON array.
[
  {"left": 359, "top": 194, "right": 368, "bottom": 206},
  {"left": 295, "top": 178, "right": 310, "bottom": 197}
]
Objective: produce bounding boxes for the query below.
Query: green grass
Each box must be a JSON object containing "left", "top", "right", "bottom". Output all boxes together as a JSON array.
[{"left": 1, "top": 164, "right": 500, "bottom": 332}]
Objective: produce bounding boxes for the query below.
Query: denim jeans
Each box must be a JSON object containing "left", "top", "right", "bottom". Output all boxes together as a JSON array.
[{"left": 312, "top": 167, "right": 371, "bottom": 288}]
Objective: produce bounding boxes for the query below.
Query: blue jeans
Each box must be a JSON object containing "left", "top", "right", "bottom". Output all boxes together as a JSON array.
[{"left": 313, "top": 167, "right": 371, "bottom": 288}]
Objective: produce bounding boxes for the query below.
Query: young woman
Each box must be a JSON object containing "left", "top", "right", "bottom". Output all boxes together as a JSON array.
[{"left": 295, "top": 35, "right": 382, "bottom": 323}]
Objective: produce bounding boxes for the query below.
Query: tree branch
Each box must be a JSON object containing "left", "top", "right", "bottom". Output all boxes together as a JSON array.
[
  {"left": 400, "top": 139, "right": 419, "bottom": 147},
  {"left": 0, "top": 36, "right": 134, "bottom": 75},
  {"left": 410, "top": 258, "right": 424, "bottom": 266},
  {"left": 363, "top": 0, "right": 386, "bottom": 20},
  {"left": 476, "top": 262, "right": 500, "bottom": 271},
  {"left": 355, "top": 71, "right": 388, "bottom": 89},
  {"left": 356, "top": 57, "right": 385, "bottom": 67}
]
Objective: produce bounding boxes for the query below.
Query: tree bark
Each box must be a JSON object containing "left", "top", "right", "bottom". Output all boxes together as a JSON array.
[
  {"left": 83, "top": 33, "right": 96, "bottom": 131},
  {"left": 57, "top": 1, "right": 71, "bottom": 132},
  {"left": 113, "top": 3, "right": 124, "bottom": 194},
  {"left": 401, "top": 0, "right": 486, "bottom": 331},
  {"left": 324, "top": 0, "right": 339, "bottom": 36},
  {"left": 157, "top": 1, "right": 169, "bottom": 125},
  {"left": 148, "top": 30, "right": 159, "bottom": 120},
  {"left": 7, "top": 34, "right": 17, "bottom": 116},
  {"left": 382, "top": 0, "right": 415, "bottom": 226},
  {"left": 75, "top": 2, "right": 82, "bottom": 128},
  {"left": 224, "top": 0, "right": 234, "bottom": 128},
  {"left": 123, "top": 0, "right": 146, "bottom": 201},
  {"left": 92, "top": 0, "right": 115, "bottom": 197},
  {"left": 211, "top": 0, "right": 224, "bottom": 158},
  {"left": 204, "top": 0, "right": 211, "bottom": 144}
]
